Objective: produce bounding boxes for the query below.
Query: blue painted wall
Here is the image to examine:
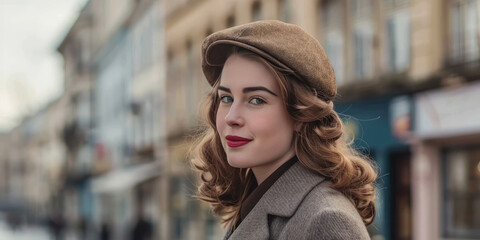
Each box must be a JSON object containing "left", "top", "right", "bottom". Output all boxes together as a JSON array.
[{"left": 335, "top": 94, "right": 407, "bottom": 240}]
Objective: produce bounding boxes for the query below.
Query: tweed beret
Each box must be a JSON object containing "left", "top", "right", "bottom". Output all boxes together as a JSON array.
[{"left": 201, "top": 20, "right": 337, "bottom": 101}]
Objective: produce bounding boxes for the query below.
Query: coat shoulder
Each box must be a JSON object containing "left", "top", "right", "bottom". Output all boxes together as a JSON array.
[
  {"left": 304, "top": 180, "right": 358, "bottom": 213},
  {"left": 296, "top": 181, "right": 370, "bottom": 240},
  {"left": 304, "top": 208, "right": 370, "bottom": 240}
]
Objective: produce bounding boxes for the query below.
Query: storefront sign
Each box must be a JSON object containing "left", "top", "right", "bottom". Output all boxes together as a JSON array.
[{"left": 414, "top": 81, "right": 480, "bottom": 138}]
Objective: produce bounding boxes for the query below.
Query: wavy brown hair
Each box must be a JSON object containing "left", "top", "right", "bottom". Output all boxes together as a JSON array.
[{"left": 192, "top": 47, "right": 377, "bottom": 227}]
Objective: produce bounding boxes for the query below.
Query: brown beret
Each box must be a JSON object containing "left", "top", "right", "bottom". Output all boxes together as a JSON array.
[{"left": 201, "top": 20, "right": 337, "bottom": 100}]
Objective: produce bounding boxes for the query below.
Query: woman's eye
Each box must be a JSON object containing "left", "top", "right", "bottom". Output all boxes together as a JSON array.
[
  {"left": 250, "top": 98, "right": 266, "bottom": 105},
  {"left": 220, "top": 96, "right": 233, "bottom": 103}
]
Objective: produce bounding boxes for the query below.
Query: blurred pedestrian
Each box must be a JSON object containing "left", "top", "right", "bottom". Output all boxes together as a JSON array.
[
  {"left": 48, "top": 212, "right": 65, "bottom": 240},
  {"left": 99, "top": 221, "right": 110, "bottom": 240},
  {"left": 77, "top": 217, "right": 87, "bottom": 240},
  {"left": 130, "top": 211, "right": 153, "bottom": 240},
  {"left": 192, "top": 20, "right": 377, "bottom": 239}
]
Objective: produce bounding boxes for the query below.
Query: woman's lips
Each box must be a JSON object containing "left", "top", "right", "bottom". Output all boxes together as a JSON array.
[{"left": 226, "top": 135, "right": 252, "bottom": 147}]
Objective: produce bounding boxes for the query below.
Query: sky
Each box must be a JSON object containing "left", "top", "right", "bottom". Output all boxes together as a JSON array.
[{"left": 0, "top": 0, "right": 88, "bottom": 132}]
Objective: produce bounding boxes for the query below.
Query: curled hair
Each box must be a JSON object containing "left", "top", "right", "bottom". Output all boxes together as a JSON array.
[{"left": 192, "top": 47, "right": 377, "bottom": 227}]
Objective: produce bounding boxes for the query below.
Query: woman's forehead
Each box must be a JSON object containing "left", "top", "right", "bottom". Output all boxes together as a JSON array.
[{"left": 219, "top": 55, "right": 279, "bottom": 92}]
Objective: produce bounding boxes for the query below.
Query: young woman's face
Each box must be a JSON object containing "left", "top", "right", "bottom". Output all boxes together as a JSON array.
[{"left": 216, "top": 54, "right": 296, "bottom": 183}]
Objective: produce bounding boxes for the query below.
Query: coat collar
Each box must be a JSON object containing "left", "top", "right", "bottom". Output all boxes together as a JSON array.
[{"left": 225, "top": 161, "right": 325, "bottom": 240}]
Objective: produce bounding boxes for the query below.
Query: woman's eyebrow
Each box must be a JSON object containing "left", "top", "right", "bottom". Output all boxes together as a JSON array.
[
  {"left": 243, "top": 86, "right": 277, "bottom": 96},
  {"left": 218, "top": 85, "right": 277, "bottom": 96},
  {"left": 218, "top": 86, "right": 231, "bottom": 93}
]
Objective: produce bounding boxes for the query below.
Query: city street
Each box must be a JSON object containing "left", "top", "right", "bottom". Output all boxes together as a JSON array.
[
  {"left": 0, "top": 220, "right": 50, "bottom": 240},
  {"left": 1, "top": 0, "right": 480, "bottom": 239}
]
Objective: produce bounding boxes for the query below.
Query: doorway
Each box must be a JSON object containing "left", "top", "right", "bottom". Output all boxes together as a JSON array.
[{"left": 390, "top": 150, "right": 412, "bottom": 240}]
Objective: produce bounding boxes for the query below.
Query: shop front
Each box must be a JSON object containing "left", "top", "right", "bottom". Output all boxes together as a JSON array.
[
  {"left": 413, "top": 81, "right": 480, "bottom": 240},
  {"left": 336, "top": 94, "right": 412, "bottom": 240}
]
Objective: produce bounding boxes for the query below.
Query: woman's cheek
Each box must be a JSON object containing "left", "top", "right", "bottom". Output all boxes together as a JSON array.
[{"left": 216, "top": 109, "right": 225, "bottom": 130}]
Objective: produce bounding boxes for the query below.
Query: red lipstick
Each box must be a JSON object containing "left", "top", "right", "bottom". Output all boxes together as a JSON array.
[{"left": 226, "top": 135, "right": 252, "bottom": 147}]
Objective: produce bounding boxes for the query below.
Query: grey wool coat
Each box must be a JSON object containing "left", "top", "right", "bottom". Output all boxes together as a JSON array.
[{"left": 224, "top": 162, "right": 371, "bottom": 240}]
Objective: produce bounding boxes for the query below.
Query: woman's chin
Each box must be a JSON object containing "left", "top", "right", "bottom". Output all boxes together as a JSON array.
[{"left": 227, "top": 157, "right": 251, "bottom": 169}]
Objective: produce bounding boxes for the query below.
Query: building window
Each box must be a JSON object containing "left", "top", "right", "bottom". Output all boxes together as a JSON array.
[
  {"left": 226, "top": 15, "right": 235, "bottom": 28},
  {"left": 252, "top": 1, "right": 264, "bottom": 21},
  {"left": 320, "top": 0, "right": 345, "bottom": 85},
  {"left": 132, "top": 4, "right": 156, "bottom": 74},
  {"left": 385, "top": 0, "right": 409, "bottom": 8},
  {"left": 443, "top": 147, "right": 480, "bottom": 238},
  {"left": 186, "top": 41, "right": 196, "bottom": 126},
  {"left": 384, "top": 1, "right": 410, "bottom": 73},
  {"left": 75, "top": 91, "right": 91, "bottom": 128},
  {"left": 278, "top": 0, "right": 293, "bottom": 23},
  {"left": 448, "top": 0, "right": 479, "bottom": 65},
  {"left": 166, "top": 50, "right": 181, "bottom": 129},
  {"left": 351, "top": 0, "right": 374, "bottom": 80},
  {"left": 74, "top": 36, "right": 90, "bottom": 74},
  {"left": 131, "top": 95, "right": 155, "bottom": 149}
]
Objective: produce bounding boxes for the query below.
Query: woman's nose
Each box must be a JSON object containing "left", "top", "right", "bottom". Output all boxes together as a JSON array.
[{"left": 224, "top": 104, "right": 244, "bottom": 127}]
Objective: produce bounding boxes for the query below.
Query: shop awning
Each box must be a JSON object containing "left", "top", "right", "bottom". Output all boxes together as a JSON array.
[{"left": 91, "top": 161, "right": 161, "bottom": 194}]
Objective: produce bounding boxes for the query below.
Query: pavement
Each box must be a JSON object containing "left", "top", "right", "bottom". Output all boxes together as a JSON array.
[
  {"left": 0, "top": 220, "right": 50, "bottom": 240},
  {"left": 0, "top": 219, "right": 92, "bottom": 240}
]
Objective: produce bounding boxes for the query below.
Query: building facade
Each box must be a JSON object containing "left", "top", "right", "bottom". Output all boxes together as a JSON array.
[
  {"left": 57, "top": 0, "right": 166, "bottom": 239},
  {"left": 0, "top": 97, "right": 69, "bottom": 229},
  {"left": 2, "top": 0, "right": 479, "bottom": 239},
  {"left": 164, "top": 0, "right": 480, "bottom": 240}
]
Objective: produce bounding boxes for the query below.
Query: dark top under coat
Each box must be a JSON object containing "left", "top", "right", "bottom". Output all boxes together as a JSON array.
[{"left": 236, "top": 155, "right": 298, "bottom": 227}]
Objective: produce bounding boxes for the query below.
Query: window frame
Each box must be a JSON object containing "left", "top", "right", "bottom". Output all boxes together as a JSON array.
[
  {"left": 441, "top": 145, "right": 480, "bottom": 239},
  {"left": 383, "top": 1, "right": 411, "bottom": 74},
  {"left": 351, "top": 0, "right": 375, "bottom": 81},
  {"left": 446, "top": 0, "right": 480, "bottom": 66},
  {"left": 319, "top": 0, "right": 346, "bottom": 85}
]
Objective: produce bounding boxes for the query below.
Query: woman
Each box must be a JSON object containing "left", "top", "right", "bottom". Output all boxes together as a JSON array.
[{"left": 192, "top": 20, "right": 377, "bottom": 240}]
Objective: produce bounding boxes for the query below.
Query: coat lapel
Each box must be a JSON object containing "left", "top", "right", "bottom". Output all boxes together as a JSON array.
[{"left": 227, "top": 162, "right": 325, "bottom": 240}]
